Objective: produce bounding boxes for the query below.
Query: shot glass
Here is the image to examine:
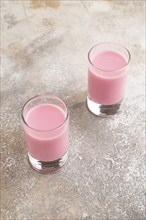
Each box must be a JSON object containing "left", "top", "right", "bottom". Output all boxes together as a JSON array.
[
  {"left": 21, "top": 93, "right": 69, "bottom": 173},
  {"left": 87, "top": 42, "right": 131, "bottom": 116}
]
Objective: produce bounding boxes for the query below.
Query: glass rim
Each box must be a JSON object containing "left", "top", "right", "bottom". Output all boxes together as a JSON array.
[
  {"left": 88, "top": 42, "right": 131, "bottom": 72},
  {"left": 21, "top": 93, "right": 69, "bottom": 132}
]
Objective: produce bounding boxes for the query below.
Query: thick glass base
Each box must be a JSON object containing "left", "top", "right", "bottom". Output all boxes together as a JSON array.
[
  {"left": 87, "top": 96, "right": 121, "bottom": 116},
  {"left": 28, "top": 151, "right": 68, "bottom": 173}
]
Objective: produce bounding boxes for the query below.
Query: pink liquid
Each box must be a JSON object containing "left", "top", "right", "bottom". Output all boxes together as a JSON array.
[
  {"left": 88, "top": 51, "right": 128, "bottom": 105},
  {"left": 24, "top": 104, "right": 69, "bottom": 161}
]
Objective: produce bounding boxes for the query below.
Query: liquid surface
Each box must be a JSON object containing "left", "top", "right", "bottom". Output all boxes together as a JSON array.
[
  {"left": 26, "top": 104, "right": 66, "bottom": 131},
  {"left": 92, "top": 51, "right": 127, "bottom": 71}
]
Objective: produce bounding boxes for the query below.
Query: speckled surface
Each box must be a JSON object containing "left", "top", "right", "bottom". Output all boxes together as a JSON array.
[{"left": 1, "top": 1, "right": 145, "bottom": 220}]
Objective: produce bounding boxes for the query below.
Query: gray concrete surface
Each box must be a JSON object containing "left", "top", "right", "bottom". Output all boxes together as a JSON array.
[{"left": 1, "top": 1, "right": 145, "bottom": 219}]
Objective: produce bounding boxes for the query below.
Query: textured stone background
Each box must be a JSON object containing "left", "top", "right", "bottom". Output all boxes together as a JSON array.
[{"left": 1, "top": 1, "right": 145, "bottom": 220}]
